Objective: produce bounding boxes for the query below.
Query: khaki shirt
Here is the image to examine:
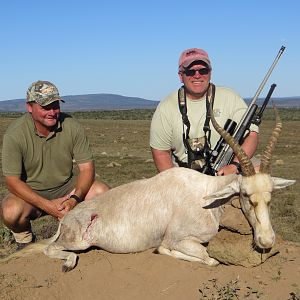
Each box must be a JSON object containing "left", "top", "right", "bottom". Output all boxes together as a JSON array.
[
  {"left": 2, "top": 113, "right": 93, "bottom": 190},
  {"left": 150, "top": 85, "right": 258, "bottom": 164}
]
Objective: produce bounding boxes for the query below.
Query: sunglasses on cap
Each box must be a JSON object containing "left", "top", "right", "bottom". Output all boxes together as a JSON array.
[{"left": 183, "top": 68, "right": 210, "bottom": 77}]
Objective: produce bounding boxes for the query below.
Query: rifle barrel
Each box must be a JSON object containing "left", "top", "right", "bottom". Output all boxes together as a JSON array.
[
  {"left": 249, "top": 46, "right": 285, "bottom": 108},
  {"left": 234, "top": 46, "right": 285, "bottom": 137}
]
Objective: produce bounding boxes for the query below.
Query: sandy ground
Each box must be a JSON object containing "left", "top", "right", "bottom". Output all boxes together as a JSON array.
[{"left": 0, "top": 239, "right": 299, "bottom": 300}]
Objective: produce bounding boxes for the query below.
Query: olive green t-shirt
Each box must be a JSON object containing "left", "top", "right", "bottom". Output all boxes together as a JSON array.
[
  {"left": 2, "top": 112, "right": 93, "bottom": 190},
  {"left": 150, "top": 85, "right": 259, "bottom": 164}
]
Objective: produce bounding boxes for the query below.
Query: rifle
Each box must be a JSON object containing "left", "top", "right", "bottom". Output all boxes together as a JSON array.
[{"left": 202, "top": 46, "right": 286, "bottom": 175}]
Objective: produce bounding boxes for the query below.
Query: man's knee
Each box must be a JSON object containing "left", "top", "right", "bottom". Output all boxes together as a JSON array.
[
  {"left": 85, "top": 181, "right": 110, "bottom": 200},
  {"left": 1, "top": 195, "right": 23, "bottom": 225},
  {"left": 97, "top": 181, "right": 110, "bottom": 193}
]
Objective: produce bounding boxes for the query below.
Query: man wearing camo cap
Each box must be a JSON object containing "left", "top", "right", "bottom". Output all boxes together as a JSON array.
[{"left": 1, "top": 80, "right": 110, "bottom": 250}]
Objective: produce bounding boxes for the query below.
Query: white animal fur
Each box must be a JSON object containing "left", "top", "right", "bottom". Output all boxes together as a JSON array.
[{"left": 2, "top": 167, "right": 294, "bottom": 272}]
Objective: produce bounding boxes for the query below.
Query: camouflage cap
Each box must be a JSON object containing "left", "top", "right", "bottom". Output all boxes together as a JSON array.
[{"left": 26, "top": 80, "right": 64, "bottom": 106}]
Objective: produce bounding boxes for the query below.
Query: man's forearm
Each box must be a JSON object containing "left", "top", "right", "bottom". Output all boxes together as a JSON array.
[
  {"left": 5, "top": 176, "right": 50, "bottom": 211},
  {"left": 74, "top": 161, "right": 95, "bottom": 200},
  {"left": 237, "top": 131, "right": 259, "bottom": 160},
  {"left": 217, "top": 132, "right": 258, "bottom": 176},
  {"left": 151, "top": 148, "right": 173, "bottom": 172}
]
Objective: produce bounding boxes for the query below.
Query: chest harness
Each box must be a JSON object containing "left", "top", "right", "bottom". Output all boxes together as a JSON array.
[{"left": 172, "top": 83, "right": 216, "bottom": 171}]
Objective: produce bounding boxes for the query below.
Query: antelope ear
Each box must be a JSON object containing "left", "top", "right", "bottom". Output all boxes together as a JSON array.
[
  {"left": 272, "top": 177, "right": 296, "bottom": 189},
  {"left": 203, "top": 181, "right": 240, "bottom": 208}
]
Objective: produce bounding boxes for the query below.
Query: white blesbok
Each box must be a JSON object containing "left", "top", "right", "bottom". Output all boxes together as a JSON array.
[{"left": 1, "top": 107, "right": 295, "bottom": 272}]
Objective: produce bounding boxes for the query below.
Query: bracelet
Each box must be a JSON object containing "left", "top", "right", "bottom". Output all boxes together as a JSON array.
[
  {"left": 69, "top": 194, "right": 83, "bottom": 203},
  {"left": 230, "top": 161, "right": 242, "bottom": 173}
]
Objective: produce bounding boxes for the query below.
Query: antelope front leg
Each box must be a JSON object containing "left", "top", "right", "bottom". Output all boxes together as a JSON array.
[{"left": 158, "top": 239, "right": 219, "bottom": 266}]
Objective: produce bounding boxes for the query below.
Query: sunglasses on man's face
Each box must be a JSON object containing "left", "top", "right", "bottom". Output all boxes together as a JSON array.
[{"left": 183, "top": 68, "right": 210, "bottom": 77}]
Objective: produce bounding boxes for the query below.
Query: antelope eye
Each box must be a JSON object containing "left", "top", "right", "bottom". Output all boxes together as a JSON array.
[
  {"left": 241, "top": 191, "right": 248, "bottom": 198},
  {"left": 249, "top": 199, "right": 258, "bottom": 207}
]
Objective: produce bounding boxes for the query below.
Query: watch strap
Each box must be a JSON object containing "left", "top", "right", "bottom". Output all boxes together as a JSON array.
[
  {"left": 230, "top": 161, "right": 242, "bottom": 173},
  {"left": 70, "top": 194, "right": 83, "bottom": 203}
]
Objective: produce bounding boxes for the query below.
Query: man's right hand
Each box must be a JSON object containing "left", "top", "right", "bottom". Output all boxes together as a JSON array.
[{"left": 43, "top": 195, "right": 71, "bottom": 219}]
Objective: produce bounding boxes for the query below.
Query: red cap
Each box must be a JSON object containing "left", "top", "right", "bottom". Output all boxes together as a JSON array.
[{"left": 178, "top": 48, "right": 211, "bottom": 70}]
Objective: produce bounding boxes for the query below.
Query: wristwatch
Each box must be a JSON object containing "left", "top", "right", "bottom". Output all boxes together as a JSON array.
[
  {"left": 230, "top": 161, "right": 242, "bottom": 173},
  {"left": 69, "top": 194, "right": 83, "bottom": 203}
]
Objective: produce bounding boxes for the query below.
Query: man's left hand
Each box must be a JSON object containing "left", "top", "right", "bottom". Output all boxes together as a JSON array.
[
  {"left": 217, "top": 164, "right": 239, "bottom": 176},
  {"left": 59, "top": 197, "right": 77, "bottom": 214}
]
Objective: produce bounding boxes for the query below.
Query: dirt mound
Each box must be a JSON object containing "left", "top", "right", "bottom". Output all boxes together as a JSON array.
[
  {"left": 208, "top": 230, "right": 282, "bottom": 267},
  {"left": 207, "top": 201, "right": 281, "bottom": 267}
]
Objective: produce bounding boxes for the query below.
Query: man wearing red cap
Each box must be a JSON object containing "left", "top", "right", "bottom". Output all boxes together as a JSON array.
[{"left": 150, "top": 48, "right": 258, "bottom": 174}]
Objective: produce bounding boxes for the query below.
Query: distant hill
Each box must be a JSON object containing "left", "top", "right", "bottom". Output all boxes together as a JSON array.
[
  {"left": 0, "top": 93, "right": 299, "bottom": 112},
  {"left": 0, "top": 93, "right": 159, "bottom": 112},
  {"left": 244, "top": 96, "right": 300, "bottom": 108}
]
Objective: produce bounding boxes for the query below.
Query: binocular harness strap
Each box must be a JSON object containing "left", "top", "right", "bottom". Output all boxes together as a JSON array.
[{"left": 174, "top": 83, "right": 216, "bottom": 168}]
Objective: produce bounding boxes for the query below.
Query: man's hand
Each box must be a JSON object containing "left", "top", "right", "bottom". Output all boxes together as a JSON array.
[
  {"left": 217, "top": 164, "right": 239, "bottom": 176},
  {"left": 58, "top": 197, "right": 78, "bottom": 216},
  {"left": 43, "top": 195, "right": 72, "bottom": 219}
]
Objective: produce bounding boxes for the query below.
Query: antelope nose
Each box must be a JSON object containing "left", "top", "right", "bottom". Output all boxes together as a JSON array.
[{"left": 258, "top": 235, "right": 275, "bottom": 249}]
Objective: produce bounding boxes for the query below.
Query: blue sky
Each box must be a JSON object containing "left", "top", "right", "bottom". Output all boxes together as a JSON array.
[{"left": 0, "top": 0, "right": 299, "bottom": 102}]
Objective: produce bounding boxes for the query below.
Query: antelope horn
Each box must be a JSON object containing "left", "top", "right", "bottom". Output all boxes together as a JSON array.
[
  {"left": 209, "top": 102, "right": 256, "bottom": 176},
  {"left": 259, "top": 104, "right": 282, "bottom": 174}
]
